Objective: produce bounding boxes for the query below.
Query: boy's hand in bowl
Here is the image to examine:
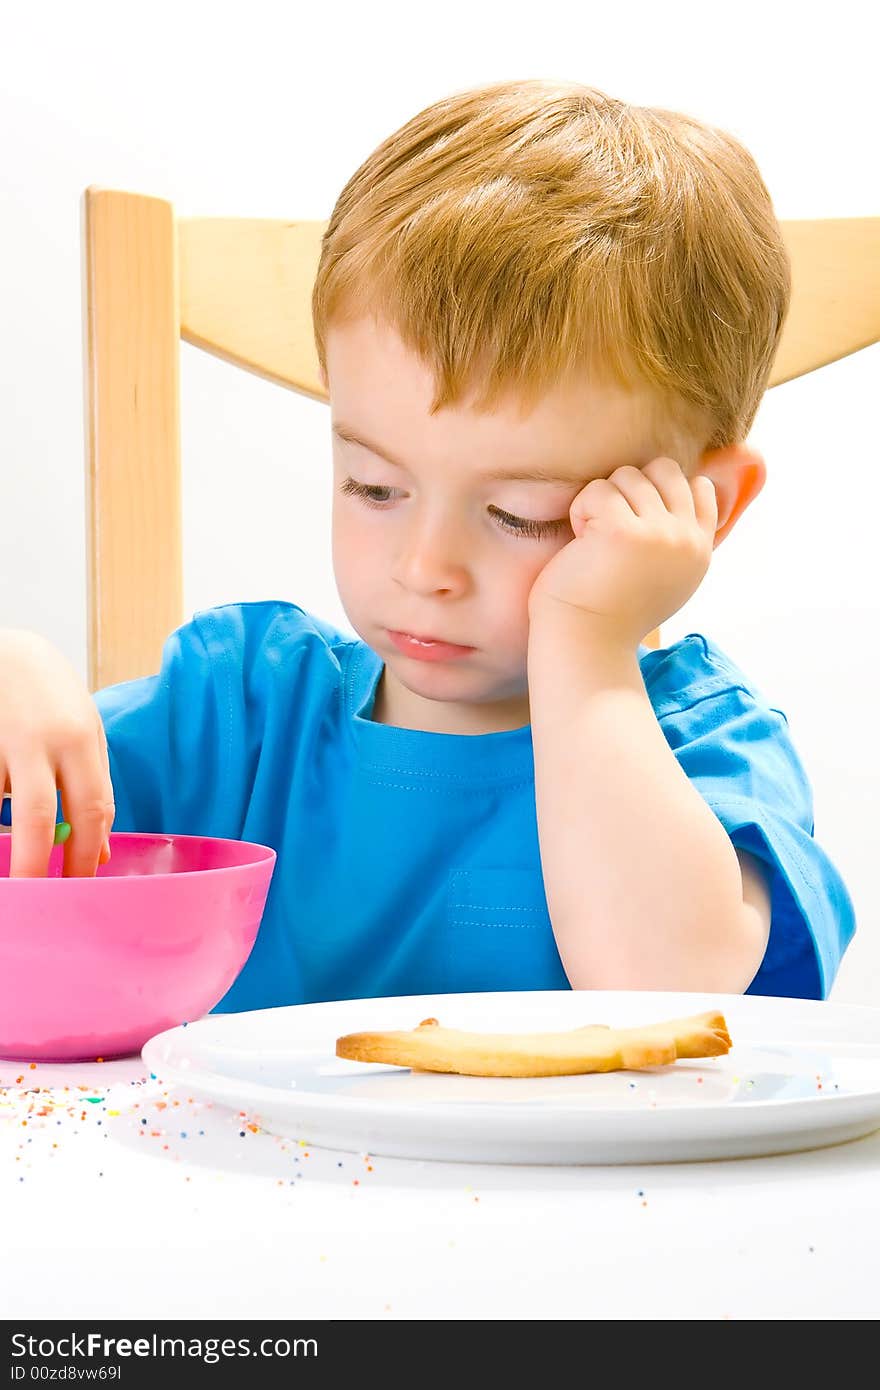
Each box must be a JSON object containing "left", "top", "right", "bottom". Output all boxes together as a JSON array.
[{"left": 0, "top": 629, "right": 114, "bottom": 878}]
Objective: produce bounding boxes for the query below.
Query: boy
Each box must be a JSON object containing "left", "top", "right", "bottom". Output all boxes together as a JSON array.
[{"left": 0, "top": 78, "right": 855, "bottom": 1007}]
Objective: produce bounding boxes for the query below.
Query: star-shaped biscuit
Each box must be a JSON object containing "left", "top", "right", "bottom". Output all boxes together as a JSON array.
[{"left": 336, "top": 1009, "right": 732, "bottom": 1077}]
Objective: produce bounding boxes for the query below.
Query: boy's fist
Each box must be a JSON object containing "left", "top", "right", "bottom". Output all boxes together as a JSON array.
[{"left": 527, "top": 456, "right": 718, "bottom": 648}]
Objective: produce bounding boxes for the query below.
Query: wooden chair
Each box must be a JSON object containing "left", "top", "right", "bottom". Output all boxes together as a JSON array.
[{"left": 81, "top": 189, "right": 880, "bottom": 691}]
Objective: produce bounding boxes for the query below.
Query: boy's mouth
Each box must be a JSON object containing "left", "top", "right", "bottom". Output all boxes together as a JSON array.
[{"left": 387, "top": 630, "right": 475, "bottom": 661}]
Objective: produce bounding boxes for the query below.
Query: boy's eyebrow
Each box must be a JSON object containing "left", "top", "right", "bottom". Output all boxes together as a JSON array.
[{"left": 332, "top": 423, "right": 584, "bottom": 485}]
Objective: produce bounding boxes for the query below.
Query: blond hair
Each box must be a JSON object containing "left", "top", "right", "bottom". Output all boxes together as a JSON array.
[{"left": 312, "top": 78, "right": 791, "bottom": 465}]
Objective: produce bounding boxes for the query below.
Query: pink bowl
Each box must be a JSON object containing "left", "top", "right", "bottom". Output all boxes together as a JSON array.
[{"left": 0, "top": 831, "right": 276, "bottom": 1061}]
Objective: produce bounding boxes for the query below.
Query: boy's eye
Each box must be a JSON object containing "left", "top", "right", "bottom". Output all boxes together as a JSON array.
[
  {"left": 489, "top": 506, "right": 571, "bottom": 539},
  {"left": 339, "top": 478, "right": 571, "bottom": 540},
  {"left": 340, "top": 480, "right": 397, "bottom": 506}
]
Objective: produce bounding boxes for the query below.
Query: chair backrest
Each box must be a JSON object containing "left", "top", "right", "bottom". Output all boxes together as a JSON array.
[{"left": 81, "top": 187, "right": 880, "bottom": 691}]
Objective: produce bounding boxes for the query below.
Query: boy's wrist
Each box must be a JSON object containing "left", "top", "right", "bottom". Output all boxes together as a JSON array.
[
  {"left": 527, "top": 597, "right": 644, "bottom": 712},
  {"left": 526, "top": 594, "right": 643, "bottom": 662}
]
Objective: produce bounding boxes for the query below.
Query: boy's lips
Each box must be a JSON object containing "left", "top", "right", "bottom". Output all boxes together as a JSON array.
[
  {"left": 387, "top": 629, "right": 476, "bottom": 661},
  {"left": 392, "top": 628, "right": 470, "bottom": 646}
]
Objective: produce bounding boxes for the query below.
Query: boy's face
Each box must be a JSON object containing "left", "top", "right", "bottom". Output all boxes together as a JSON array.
[{"left": 324, "top": 315, "right": 687, "bottom": 735}]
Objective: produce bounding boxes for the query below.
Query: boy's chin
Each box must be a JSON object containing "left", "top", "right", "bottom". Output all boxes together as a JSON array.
[{"left": 381, "top": 660, "right": 530, "bottom": 734}]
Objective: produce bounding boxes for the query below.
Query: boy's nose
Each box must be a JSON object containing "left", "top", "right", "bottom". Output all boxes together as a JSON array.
[{"left": 391, "top": 512, "right": 470, "bottom": 596}]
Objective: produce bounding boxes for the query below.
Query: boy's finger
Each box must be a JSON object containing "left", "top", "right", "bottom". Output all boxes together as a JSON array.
[
  {"left": 56, "top": 749, "right": 115, "bottom": 879},
  {"left": 6, "top": 760, "right": 58, "bottom": 878},
  {"left": 692, "top": 473, "right": 719, "bottom": 537},
  {"left": 95, "top": 722, "right": 113, "bottom": 861},
  {"left": 0, "top": 772, "right": 10, "bottom": 861},
  {"left": 95, "top": 713, "right": 112, "bottom": 779},
  {"left": 94, "top": 716, "right": 114, "bottom": 866}
]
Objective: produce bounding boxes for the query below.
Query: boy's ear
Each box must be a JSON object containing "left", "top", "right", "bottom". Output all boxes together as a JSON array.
[{"left": 696, "top": 444, "right": 767, "bottom": 549}]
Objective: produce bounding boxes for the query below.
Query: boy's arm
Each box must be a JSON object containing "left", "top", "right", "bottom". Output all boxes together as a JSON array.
[{"left": 527, "top": 604, "right": 771, "bottom": 993}]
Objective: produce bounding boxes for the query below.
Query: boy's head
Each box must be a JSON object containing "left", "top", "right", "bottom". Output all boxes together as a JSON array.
[{"left": 311, "top": 79, "right": 789, "bottom": 735}]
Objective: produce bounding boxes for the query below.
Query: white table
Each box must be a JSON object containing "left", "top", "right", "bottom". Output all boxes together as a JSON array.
[{"left": 2, "top": 1051, "right": 879, "bottom": 1322}]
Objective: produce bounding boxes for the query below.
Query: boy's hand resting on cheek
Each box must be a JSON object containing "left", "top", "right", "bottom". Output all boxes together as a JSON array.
[
  {"left": 527, "top": 456, "right": 718, "bottom": 649},
  {"left": 0, "top": 630, "right": 114, "bottom": 878}
]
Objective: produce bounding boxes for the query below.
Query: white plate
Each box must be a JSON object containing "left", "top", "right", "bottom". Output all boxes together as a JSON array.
[{"left": 141, "top": 990, "right": 880, "bottom": 1165}]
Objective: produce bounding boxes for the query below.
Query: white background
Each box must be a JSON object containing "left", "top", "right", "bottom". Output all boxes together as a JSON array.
[{"left": 1, "top": 0, "right": 877, "bottom": 1003}]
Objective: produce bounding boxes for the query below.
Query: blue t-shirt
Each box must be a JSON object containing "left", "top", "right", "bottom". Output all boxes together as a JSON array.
[{"left": 90, "top": 600, "right": 855, "bottom": 1009}]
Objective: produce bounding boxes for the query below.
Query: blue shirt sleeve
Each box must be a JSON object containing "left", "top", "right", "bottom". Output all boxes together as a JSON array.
[
  {"left": 92, "top": 612, "right": 241, "bottom": 840},
  {"left": 645, "top": 639, "right": 856, "bottom": 999},
  {"left": 92, "top": 600, "right": 346, "bottom": 843}
]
